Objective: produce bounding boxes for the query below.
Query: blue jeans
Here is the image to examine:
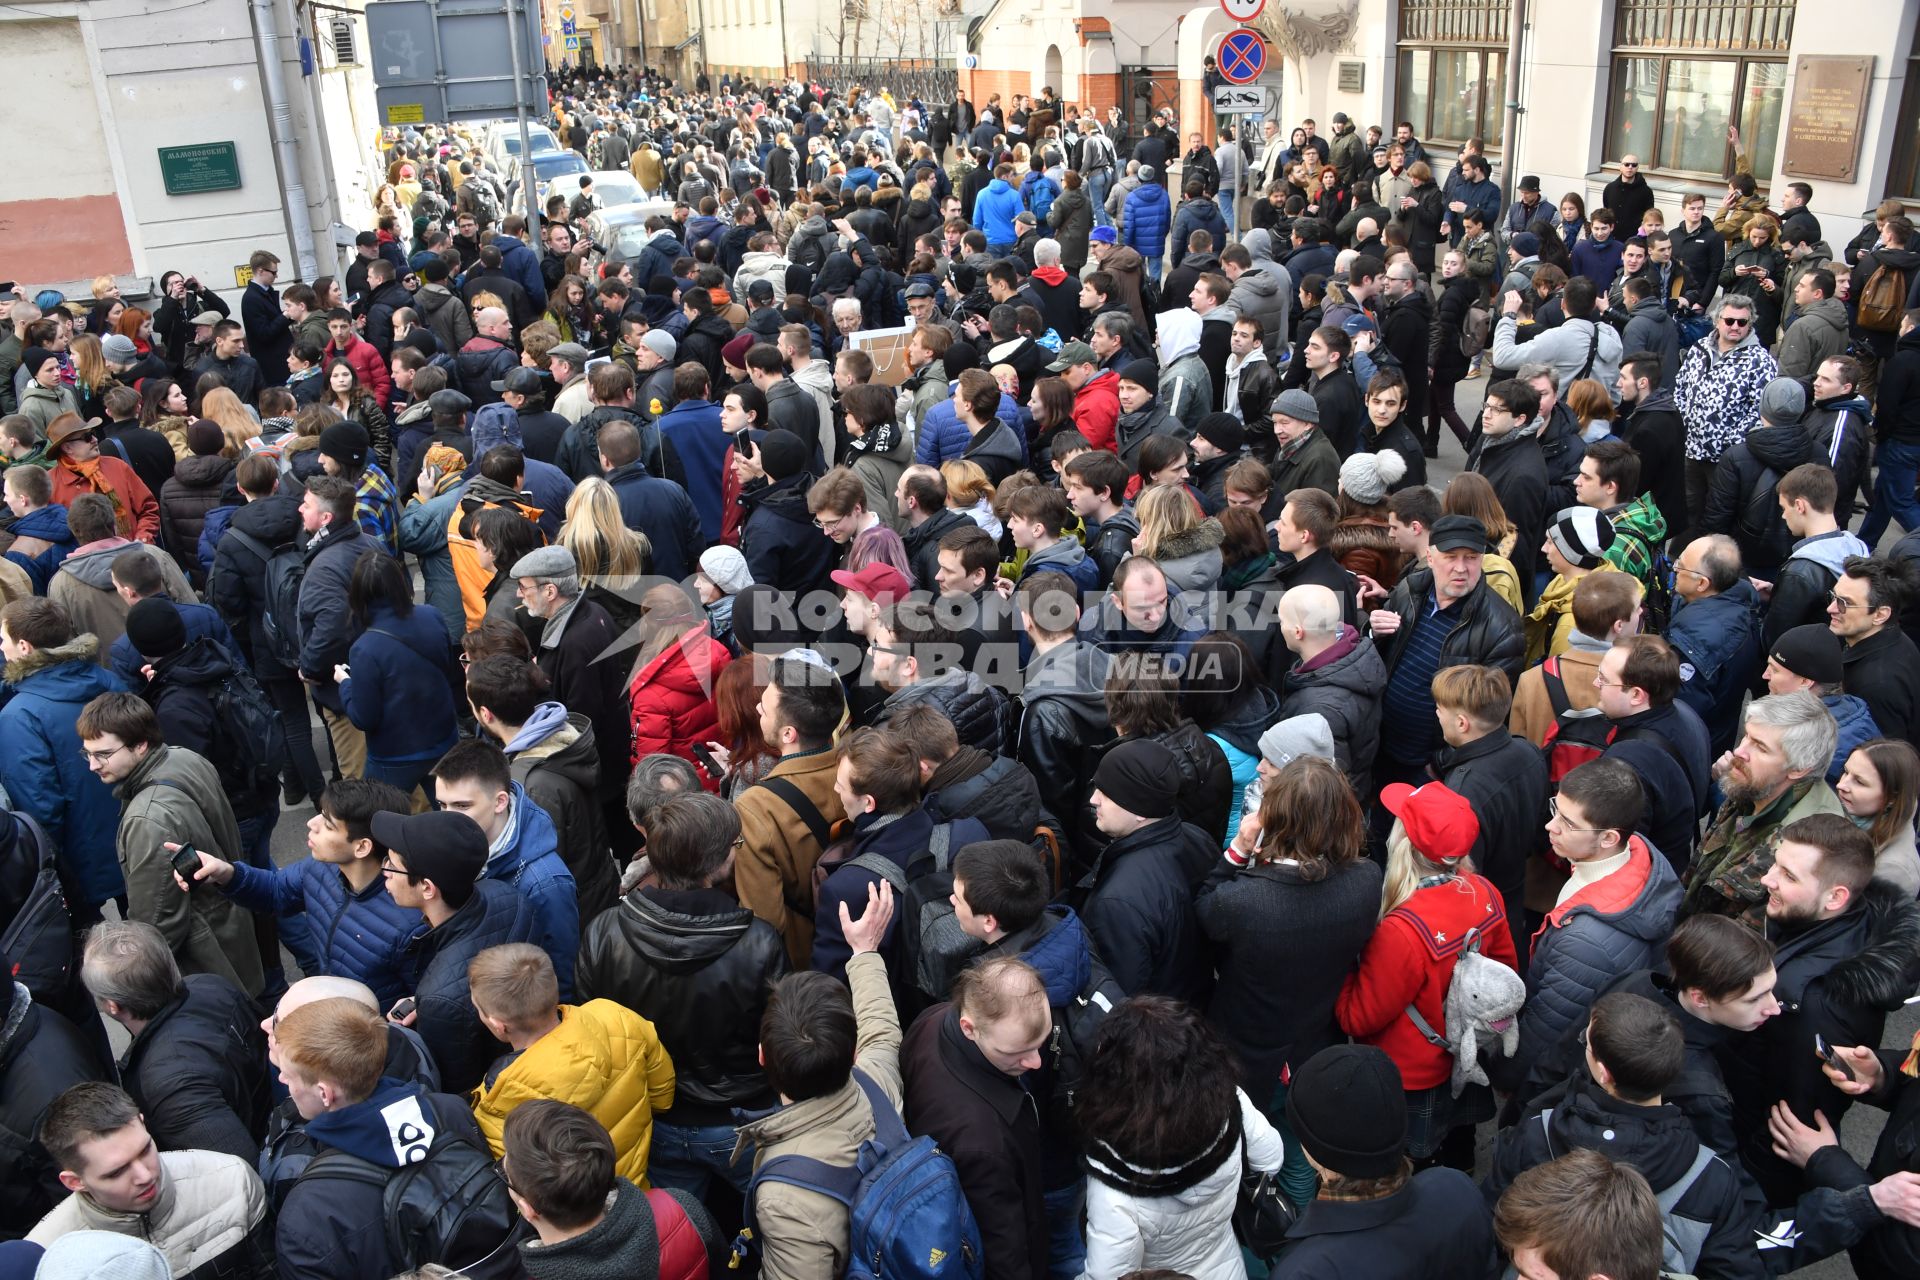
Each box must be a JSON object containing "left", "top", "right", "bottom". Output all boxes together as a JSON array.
[
  {"left": 1145, "top": 255, "right": 1163, "bottom": 281},
  {"left": 649, "top": 1120, "right": 749, "bottom": 1197},
  {"left": 987, "top": 242, "right": 1016, "bottom": 259},
  {"left": 1043, "top": 1180, "right": 1086, "bottom": 1280},
  {"left": 1217, "top": 194, "right": 1236, "bottom": 240},
  {"left": 1087, "top": 170, "right": 1113, "bottom": 226},
  {"left": 1860, "top": 437, "right": 1920, "bottom": 547}
]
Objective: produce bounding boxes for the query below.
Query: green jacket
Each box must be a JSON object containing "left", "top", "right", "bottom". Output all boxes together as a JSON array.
[
  {"left": 1683, "top": 776, "right": 1845, "bottom": 929},
  {"left": 1603, "top": 493, "right": 1669, "bottom": 592}
]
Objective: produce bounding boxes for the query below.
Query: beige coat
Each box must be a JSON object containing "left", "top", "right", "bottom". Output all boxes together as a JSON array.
[
  {"left": 29, "top": 1148, "right": 267, "bottom": 1274},
  {"left": 735, "top": 745, "right": 847, "bottom": 969},
  {"left": 48, "top": 540, "right": 198, "bottom": 666},
  {"left": 733, "top": 952, "right": 902, "bottom": 1280}
]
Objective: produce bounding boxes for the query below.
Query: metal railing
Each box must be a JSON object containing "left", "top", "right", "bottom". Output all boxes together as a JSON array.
[{"left": 803, "top": 56, "right": 957, "bottom": 106}]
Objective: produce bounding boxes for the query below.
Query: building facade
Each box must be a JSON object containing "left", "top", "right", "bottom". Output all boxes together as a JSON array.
[{"left": 1, "top": 0, "right": 384, "bottom": 304}]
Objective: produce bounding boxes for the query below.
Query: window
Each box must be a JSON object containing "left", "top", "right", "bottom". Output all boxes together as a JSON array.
[
  {"left": 1605, "top": 0, "right": 1792, "bottom": 182},
  {"left": 1396, "top": 0, "right": 1508, "bottom": 150},
  {"left": 1890, "top": 21, "right": 1920, "bottom": 199}
]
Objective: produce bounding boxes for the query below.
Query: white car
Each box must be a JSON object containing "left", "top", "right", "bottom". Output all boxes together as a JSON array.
[
  {"left": 484, "top": 121, "right": 560, "bottom": 169},
  {"left": 582, "top": 171, "right": 646, "bottom": 209}
]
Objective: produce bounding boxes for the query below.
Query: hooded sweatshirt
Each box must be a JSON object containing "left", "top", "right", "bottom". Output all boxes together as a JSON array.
[
  {"left": 1156, "top": 309, "right": 1212, "bottom": 432},
  {"left": 482, "top": 782, "right": 580, "bottom": 997}
]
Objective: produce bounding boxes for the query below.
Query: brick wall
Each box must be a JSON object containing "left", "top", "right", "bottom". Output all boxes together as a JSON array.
[{"left": 963, "top": 68, "right": 1033, "bottom": 113}]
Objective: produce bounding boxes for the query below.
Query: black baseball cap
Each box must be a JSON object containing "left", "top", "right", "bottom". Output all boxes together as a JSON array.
[{"left": 372, "top": 810, "right": 488, "bottom": 906}]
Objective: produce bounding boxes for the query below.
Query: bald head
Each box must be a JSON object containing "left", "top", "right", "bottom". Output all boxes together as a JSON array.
[
  {"left": 1676, "top": 534, "right": 1742, "bottom": 600},
  {"left": 1355, "top": 218, "right": 1379, "bottom": 242},
  {"left": 266, "top": 975, "right": 380, "bottom": 1066},
  {"left": 476, "top": 306, "right": 511, "bottom": 340},
  {"left": 1280, "top": 583, "right": 1341, "bottom": 639}
]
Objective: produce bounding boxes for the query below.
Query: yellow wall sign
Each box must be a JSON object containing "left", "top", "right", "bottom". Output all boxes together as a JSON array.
[
  {"left": 387, "top": 102, "right": 427, "bottom": 125},
  {"left": 234, "top": 265, "right": 255, "bottom": 288}
]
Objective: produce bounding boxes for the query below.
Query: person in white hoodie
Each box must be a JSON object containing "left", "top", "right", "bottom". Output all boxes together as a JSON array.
[
  {"left": 779, "top": 325, "right": 837, "bottom": 469},
  {"left": 1156, "top": 307, "right": 1212, "bottom": 434},
  {"left": 1076, "top": 996, "right": 1284, "bottom": 1280}
]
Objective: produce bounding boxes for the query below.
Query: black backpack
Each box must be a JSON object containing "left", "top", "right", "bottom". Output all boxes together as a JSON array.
[
  {"left": 300, "top": 1107, "right": 530, "bottom": 1280},
  {"left": 1046, "top": 948, "right": 1126, "bottom": 1115},
  {"left": 204, "top": 654, "right": 292, "bottom": 796},
  {"left": 0, "top": 810, "right": 71, "bottom": 1005},
  {"left": 221, "top": 527, "right": 307, "bottom": 669}
]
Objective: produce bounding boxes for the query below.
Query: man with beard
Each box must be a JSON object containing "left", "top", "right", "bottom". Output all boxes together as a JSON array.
[{"left": 1682, "top": 691, "right": 1844, "bottom": 930}]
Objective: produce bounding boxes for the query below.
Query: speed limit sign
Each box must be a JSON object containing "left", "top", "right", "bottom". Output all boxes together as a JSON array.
[{"left": 1219, "top": 0, "right": 1265, "bottom": 21}]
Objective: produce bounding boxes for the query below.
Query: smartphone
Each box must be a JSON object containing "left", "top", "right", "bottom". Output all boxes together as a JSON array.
[
  {"left": 170, "top": 843, "right": 203, "bottom": 881},
  {"left": 689, "top": 741, "right": 723, "bottom": 777},
  {"left": 389, "top": 996, "right": 418, "bottom": 1021},
  {"left": 1814, "top": 1033, "right": 1856, "bottom": 1081}
]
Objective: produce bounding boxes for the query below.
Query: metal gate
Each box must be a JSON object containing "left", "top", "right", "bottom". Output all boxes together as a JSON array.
[
  {"left": 803, "top": 57, "right": 957, "bottom": 107},
  {"left": 1121, "top": 65, "right": 1180, "bottom": 134}
]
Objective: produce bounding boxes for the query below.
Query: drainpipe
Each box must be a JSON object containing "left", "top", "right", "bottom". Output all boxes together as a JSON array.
[
  {"left": 1498, "top": 0, "right": 1527, "bottom": 218},
  {"left": 251, "top": 0, "right": 321, "bottom": 280}
]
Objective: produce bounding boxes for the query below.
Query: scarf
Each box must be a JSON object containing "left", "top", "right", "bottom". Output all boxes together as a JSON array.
[
  {"left": 59, "top": 455, "right": 131, "bottom": 536},
  {"left": 849, "top": 419, "right": 898, "bottom": 457}
]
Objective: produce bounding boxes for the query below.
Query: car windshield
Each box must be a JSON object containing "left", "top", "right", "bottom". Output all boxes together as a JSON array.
[
  {"left": 500, "top": 128, "right": 558, "bottom": 156},
  {"left": 610, "top": 223, "right": 652, "bottom": 257},
  {"left": 532, "top": 152, "right": 587, "bottom": 177},
  {"left": 594, "top": 176, "right": 643, "bottom": 206}
]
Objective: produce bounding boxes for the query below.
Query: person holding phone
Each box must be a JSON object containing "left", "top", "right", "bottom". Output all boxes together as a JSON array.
[{"left": 1719, "top": 214, "right": 1788, "bottom": 346}]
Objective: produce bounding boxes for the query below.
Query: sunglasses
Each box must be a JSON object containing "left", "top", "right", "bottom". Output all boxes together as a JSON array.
[{"left": 1720, "top": 317, "right": 1751, "bottom": 327}]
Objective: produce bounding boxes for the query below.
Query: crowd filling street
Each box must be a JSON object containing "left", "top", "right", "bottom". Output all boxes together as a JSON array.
[{"left": 6, "top": 61, "right": 1920, "bottom": 1280}]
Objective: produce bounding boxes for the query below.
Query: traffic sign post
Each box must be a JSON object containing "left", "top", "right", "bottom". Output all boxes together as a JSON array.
[
  {"left": 1219, "top": 0, "right": 1265, "bottom": 21},
  {"left": 1217, "top": 28, "right": 1268, "bottom": 85}
]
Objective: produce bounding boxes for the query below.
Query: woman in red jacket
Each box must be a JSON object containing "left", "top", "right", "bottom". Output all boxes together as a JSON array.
[
  {"left": 627, "top": 584, "right": 732, "bottom": 789},
  {"left": 1336, "top": 780, "right": 1517, "bottom": 1168}
]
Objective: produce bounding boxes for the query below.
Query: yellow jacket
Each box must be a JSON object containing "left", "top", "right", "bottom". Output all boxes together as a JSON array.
[
  {"left": 1525, "top": 570, "right": 1581, "bottom": 664},
  {"left": 471, "top": 999, "right": 676, "bottom": 1186}
]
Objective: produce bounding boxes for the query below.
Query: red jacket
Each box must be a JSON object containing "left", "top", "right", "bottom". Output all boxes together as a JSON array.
[
  {"left": 1072, "top": 368, "right": 1120, "bottom": 452},
  {"left": 1336, "top": 873, "right": 1517, "bottom": 1089},
  {"left": 326, "top": 334, "right": 392, "bottom": 408},
  {"left": 628, "top": 624, "right": 731, "bottom": 787},
  {"left": 51, "top": 456, "right": 160, "bottom": 543}
]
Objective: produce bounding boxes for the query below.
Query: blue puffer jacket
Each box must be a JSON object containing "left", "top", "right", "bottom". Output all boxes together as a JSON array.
[
  {"left": 224, "top": 858, "right": 426, "bottom": 1009},
  {"left": 1824, "top": 692, "right": 1880, "bottom": 785},
  {"left": 0, "top": 636, "right": 127, "bottom": 905},
  {"left": 1170, "top": 197, "right": 1227, "bottom": 269},
  {"left": 1123, "top": 184, "right": 1172, "bottom": 260},
  {"left": 913, "top": 390, "right": 1021, "bottom": 467},
  {"left": 491, "top": 232, "right": 546, "bottom": 309},
  {"left": 339, "top": 601, "right": 461, "bottom": 764},
  {"left": 2, "top": 504, "right": 76, "bottom": 592},
  {"left": 484, "top": 782, "right": 580, "bottom": 998},
  {"left": 1519, "top": 837, "right": 1680, "bottom": 1091},
  {"left": 1667, "top": 580, "right": 1764, "bottom": 756},
  {"left": 397, "top": 487, "right": 465, "bottom": 640},
  {"left": 973, "top": 178, "right": 1024, "bottom": 245},
  {"left": 409, "top": 878, "right": 539, "bottom": 1094}
]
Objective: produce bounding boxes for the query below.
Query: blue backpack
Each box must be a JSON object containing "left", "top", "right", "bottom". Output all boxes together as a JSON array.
[{"left": 743, "top": 1070, "right": 984, "bottom": 1280}]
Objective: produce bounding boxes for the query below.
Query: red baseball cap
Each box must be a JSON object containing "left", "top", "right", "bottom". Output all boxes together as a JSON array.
[
  {"left": 831, "top": 563, "right": 912, "bottom": 606},
  {"left": 1379, "top": 782, "right": 1480, "bottom": 864}
]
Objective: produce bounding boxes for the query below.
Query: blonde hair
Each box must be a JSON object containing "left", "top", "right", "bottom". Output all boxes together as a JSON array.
[
  {"left": 1379, "top": 819, "right": 1471, "bottom": 917},
  {"left": 561, "top": 476, "right": 649, "bottom": 580},
  {"left": 91, "top": 275, "right": 119, "bottom": 301},
  {"left": 467, "top": 943, "right": 558, "bottom": 1030},
  {"left": 69, "top": 334, "right": 111, "bottom": 395},
  {"left": 941, "top": 459, "right": 995, "bottom": 508},
  {"left": 635, "top": 583, "right": 702, "bottom": 665},
  {"left": 1133, "top": 482, "right": 1202, "bottom": 559},
  {"left": 198, "top": 387, "right": 257, "bottom": 457}
]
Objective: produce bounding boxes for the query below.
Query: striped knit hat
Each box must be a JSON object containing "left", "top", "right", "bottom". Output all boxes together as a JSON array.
[{"left": 1545, "top": 505, "right": 1615, "bottom": 570}]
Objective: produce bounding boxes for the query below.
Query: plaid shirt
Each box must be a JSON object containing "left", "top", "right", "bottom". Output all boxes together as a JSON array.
[
  {"left": 355, "top": 464, "right": 400, "bottom": 558},
  {"left": 1602, "top": 493, "right": 1669, "bottom": 591}
]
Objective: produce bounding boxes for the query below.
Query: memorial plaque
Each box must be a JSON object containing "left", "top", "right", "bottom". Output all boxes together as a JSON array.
[
  {"left": 1781, "top": 56, "right": 1872, "bottom": 182},
  {"left": 158, "top": 142, "right": 241, "bottom": 196}
]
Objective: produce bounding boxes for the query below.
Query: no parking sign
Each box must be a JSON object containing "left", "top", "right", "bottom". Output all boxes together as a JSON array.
[{"left": 1218, "top": 28, "right": 1268, "bottom": 85}]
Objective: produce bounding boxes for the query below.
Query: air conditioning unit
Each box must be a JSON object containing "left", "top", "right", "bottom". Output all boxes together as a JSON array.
[{"left": 330, "top": 17, "right": 357, "bottom": 65}]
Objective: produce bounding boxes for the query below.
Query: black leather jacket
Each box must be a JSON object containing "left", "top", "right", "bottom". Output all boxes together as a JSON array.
[
  {"left": 1375, "top": 565, "right": 1526, "bottom": 685},
  {"left": 576, "top": 886, "right": 790, "bottom": 1125}
]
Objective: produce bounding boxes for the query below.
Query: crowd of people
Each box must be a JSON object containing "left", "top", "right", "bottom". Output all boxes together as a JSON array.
[{"left": 4, "top": 61, "right": 1920, "bottom": 1280}]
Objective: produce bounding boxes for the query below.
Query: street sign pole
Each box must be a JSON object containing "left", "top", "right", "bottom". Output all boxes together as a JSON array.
[{"left": 505, "top": 0, "right": 542, "bottom": 260}]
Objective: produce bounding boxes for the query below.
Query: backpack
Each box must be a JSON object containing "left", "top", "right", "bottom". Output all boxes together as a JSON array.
[
  {"left": 744, "top": 1070, "right": 984, "bottom": 1280},
  {"left": 221, "top": 527, "right": 306, "bottom": 669},
  {"left": 300, "top": 1105, "right": 531, "bottom": 1280},
  {"left": 1537, "top": 657, "right": 1690, "bottom": 869},
  {"left": 203, "top": 654, "right": 291, "bottom": 796},
  {"left": 0, "top": 810, "right": 71, "bottom": 1006},
  {"left": 818, "top": 823, "right": 978, "bottom": 1004},
  {"left": 1535, "top": 1108, "right": 1718, "bottom": 1275},
  {"left": 1044, "top": 948, "right": 1125, "bottom": 1115},
  {"left": 1612, "top": 524, "right": 1675, "bottom": 633},
  {"left": 1856, "top": 260, "right": 1909, "bottom": 333},
  {"left": 1460, "top": 297, "right": 1493, "bottom": 359}
]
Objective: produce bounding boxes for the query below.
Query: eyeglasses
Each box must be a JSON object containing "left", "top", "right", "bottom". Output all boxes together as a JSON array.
[
  {"left": 1592, "top": 674, "right": 1626, "bottom": 690},
  {"left": 1719, "top": 317, "right": 1751, "bottom": 327},
  {"left": 1673, "top": 564, "right": 1708, "bottom": 583},
  {"left": 1547, "top": 797, "right": 1603, "bottom": 833},
  {"left": 81, "top": 743, "right": 126, "bottom": 764},
  {"left": 378, "top": 860, "right": 413, "bottom": 877},
  {"left": 1828, "top": 590, "right": 1870, "bottom": 610}
]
